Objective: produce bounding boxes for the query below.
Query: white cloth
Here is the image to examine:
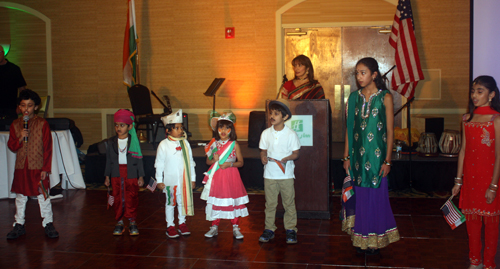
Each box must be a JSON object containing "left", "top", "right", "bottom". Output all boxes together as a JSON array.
[
  {"left": 154, "top": 138, "right": 196, "bottom": 186},
  {"left": 14, "top": 193, "right": 53, "bottom": 227},
  {"left": 118, "top": 138, "right": 128, "bottom": 164},
  {"left": 0, "top": 130, "right": 86, "bottom": 199},
  {"left": 165, "top": 191, "right": 186, "bottom": 227},
  {"left": 259, "top": 125, "right": 301, "bottom": 179}
]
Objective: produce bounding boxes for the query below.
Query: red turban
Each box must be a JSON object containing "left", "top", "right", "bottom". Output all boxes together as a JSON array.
[{"left": 114, "top": 109, "right": 134, "bottom": 125}]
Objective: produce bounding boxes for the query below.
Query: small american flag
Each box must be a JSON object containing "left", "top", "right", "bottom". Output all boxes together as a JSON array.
[
  {"left": 146, "top": 177, "right": 157, "bottom": 193},
  {"left": 389, "top": 0, "right": 424, "bottom": 99},
  {"left": 441, "top": 198, "right": 465, "bottom": 230}
]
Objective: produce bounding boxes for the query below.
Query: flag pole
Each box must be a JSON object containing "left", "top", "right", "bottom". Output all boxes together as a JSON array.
[{"left": 136, "top": 39, "right": 140, "bottom": 85}]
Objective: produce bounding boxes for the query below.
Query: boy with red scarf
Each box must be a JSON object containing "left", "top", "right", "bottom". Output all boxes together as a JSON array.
[{"left": 104, "top": 109, "right": 144, "bottom": 236}]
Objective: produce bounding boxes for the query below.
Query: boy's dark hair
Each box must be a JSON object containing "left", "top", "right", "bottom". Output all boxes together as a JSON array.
[
  {"left": 18, "top": 89, "right": 41, "bottom": 106},
  {"left": 165, "top": 123, "right": 183, "bottom": 133},
  {"left": 214, "top": 120, "right": 237, "bottom": 141},
  {"left": 269, "top": 103, "right": 288, "bottom": 118}
]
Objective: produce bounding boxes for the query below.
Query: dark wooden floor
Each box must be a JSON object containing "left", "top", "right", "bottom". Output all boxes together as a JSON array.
[{"left": 0, "top": 190, "right": 495, "bottom": 268}]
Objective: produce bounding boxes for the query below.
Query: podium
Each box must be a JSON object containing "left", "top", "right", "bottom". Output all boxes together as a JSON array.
[{"left": 266, "top": 99, "right": 331, "bottom": 219}]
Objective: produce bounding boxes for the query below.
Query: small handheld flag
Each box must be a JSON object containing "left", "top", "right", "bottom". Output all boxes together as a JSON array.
[
  {"left": 205, "top": 138, "right": 217, "bottom": 160},
  {"left": 341, "top": 175, "right": 354, "bottom": 202},
  {"left": 146, "top": 177, "right": 157, "bottom": 193},
  {"left": 441, "top": 196, "right": 465, "bottom": 230},
  {"left": 38, "top": 180, "right": 49, "bottom": 200},
  {"left": 107, "top": 187, "right": 114, "bottom": 210},
  {"left": 268, "top": 157, "right": 286, "bottom": 174}
]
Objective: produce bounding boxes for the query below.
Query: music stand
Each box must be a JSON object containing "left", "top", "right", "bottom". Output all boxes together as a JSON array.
[{"left": 204, "top": 78, "right": 225, "bottom": 114}]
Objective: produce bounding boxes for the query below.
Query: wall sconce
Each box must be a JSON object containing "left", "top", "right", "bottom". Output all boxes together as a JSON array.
[
  {"left": 368, "top": 26, "right": 392, "bottom": 34},
  {"left": 286, "top": 28, "right": 307, "bottom": 36}
]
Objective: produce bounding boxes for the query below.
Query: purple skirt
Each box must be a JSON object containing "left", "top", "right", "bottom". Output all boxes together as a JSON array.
[{"left": 342, "top": 177, "right": 400, "bottom": 249}]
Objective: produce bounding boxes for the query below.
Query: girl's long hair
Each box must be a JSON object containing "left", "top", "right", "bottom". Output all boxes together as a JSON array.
[{"left": 467, "top": 75, "right": 500, "bottom": 122}]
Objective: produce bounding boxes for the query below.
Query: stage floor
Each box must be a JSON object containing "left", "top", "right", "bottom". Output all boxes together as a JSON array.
[{"left": 1, "top": 189, "right": 496, "bottom": 268}]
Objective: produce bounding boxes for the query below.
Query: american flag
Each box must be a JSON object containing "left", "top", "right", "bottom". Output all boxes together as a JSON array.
[
  {"left": 389, "top": 0, "right": 424, "bottom": 99},
  {"left": 441, "top": 199, "right": 465, "bottom": 230},
  {"left": 146, "top": 177, "right": 157, "bottom": 193}
]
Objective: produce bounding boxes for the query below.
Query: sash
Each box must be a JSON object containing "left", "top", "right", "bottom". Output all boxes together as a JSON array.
[
  {"left": 167, "top": 134, "right": 194, "bottom": 216},
  {"left": 200, "top": 140, "right": 235, "bottom": 200}
]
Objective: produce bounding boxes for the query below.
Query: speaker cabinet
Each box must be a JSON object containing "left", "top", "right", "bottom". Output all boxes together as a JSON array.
[{"left": 248, "top": 111, "right": 266, "bottom": 148}]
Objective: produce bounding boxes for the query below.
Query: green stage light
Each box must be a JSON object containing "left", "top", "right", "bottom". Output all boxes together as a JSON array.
[{"left": 1, "top": 44, "right": 11, "bottom": 56}]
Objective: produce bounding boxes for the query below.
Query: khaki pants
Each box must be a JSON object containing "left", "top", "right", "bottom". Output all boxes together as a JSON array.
[{"left": 264, "top": 178, "right": 297, "bottom": 232}]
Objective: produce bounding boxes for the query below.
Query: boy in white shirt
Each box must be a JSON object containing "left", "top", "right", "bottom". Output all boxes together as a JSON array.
[{"left": 258, "top": 99, "right": 300, "bottom": 244}]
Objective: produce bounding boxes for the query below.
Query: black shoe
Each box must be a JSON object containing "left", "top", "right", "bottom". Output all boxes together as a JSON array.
[
  {"left": 355, "top": 247, "right": 365, "bottom": 254},
  {"left": 7, "top": 223, "right": 26, "bottom": 239},
  {"left": 366, "top": 248, "right": 380, "bottom": 255},
  {"left": 258, "top": 229, "right": 275, "bottom": 243},
  {"left": 285, "top": 229, "right": 297, "bottom": 244},
  {"left": 44, "top": 223, "right": 59, "bottom": 238}
]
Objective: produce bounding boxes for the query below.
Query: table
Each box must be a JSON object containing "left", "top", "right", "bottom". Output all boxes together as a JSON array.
[{"left": 0, "top": 130, "right": 86, "bottom": 199}]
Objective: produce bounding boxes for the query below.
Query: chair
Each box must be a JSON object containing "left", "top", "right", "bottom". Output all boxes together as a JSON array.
[
  {"left": 128, "top": 84, "right": 164, "bottom": 146},
  {"left": 36, "top": 96, "right": 50, "bottom": 118}
]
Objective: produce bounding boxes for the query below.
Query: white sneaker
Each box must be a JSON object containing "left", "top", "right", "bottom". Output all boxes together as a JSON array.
[
  {"left": 233, "top": 225, "right": 244, "bottom": 239},
  {"left": 204, "top": 225, "right": 218, "bottom": 238}
]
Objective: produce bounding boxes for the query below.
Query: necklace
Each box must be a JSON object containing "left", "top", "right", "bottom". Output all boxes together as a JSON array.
[
  {"left": 359, "top": 89, "right": 382, "bottom": 119},
  {"left": 295, "top": 76, "right": 308, "bottom": 81}
]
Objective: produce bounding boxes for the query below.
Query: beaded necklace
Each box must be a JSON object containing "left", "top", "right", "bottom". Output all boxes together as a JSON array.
[{"left": 358, "top": 89, "right": 382, "bottom": 119}]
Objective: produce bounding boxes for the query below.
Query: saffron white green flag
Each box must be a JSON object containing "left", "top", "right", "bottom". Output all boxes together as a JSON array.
[{"left": 123, "top": 0, "right": 138, "bottom": 88}]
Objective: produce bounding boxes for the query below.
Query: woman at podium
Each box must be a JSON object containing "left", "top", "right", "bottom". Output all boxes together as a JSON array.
[{"left": 279, "top": 55, "right": 325, "bottom": 100}]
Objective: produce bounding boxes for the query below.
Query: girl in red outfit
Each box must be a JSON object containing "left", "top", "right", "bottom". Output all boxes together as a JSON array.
[{"left": 453, "top": 75, "right": 500, "bottom": 269}]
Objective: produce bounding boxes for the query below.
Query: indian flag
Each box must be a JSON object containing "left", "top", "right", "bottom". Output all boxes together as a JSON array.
[
  {"left": 204, "top": 138, "right": 217, "bottom": 160},
  {"left": 123, "top": 0, "right": 138, "bottom": 88}
]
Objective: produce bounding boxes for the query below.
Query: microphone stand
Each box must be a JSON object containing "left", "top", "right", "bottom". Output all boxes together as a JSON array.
[
  {"left": 394, "top": 96, "right": 416, "bottom": 192},
  {"left": 150, "top": 89, "right": 171, "bottom": 115}
]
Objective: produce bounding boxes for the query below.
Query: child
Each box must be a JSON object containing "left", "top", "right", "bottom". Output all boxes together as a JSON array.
[
  {"left": 104, "top": 109, "right": 144, "bottom": 236},
  {"left": 201, "top": 113, "right": 249, "bottom": 239},
  {"left": 155, "top": 109, "right": 196, "bottom": 238},
  {"left": 452, "top": 75, "right": 500, "bottom": 269},
  {"left": 342, "top": 57, "right": 399, "bottom": 254},
  {"left": 6, "top": 89, "right": 58, "bottom": 239},
  {"left": 258, "top": 99, "right": 300, "bottom": 244}
]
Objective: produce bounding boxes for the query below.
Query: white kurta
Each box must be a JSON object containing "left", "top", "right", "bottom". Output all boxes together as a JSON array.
[
  {"left": 155, "top": 138, "right": 196, "bottom": 226},
  {"left": 154, "top": 138, "right": 196, "bottom": 187}
]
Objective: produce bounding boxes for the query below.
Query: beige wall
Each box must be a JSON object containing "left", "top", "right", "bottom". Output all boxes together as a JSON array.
[{"left": 2, "top": 0, "right": 469, "bottom": 150}]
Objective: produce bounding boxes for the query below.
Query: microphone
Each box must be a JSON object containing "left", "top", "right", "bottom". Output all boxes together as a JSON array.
[{"left": 23, "top": 115, "right": 29, "bottom": 143}]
